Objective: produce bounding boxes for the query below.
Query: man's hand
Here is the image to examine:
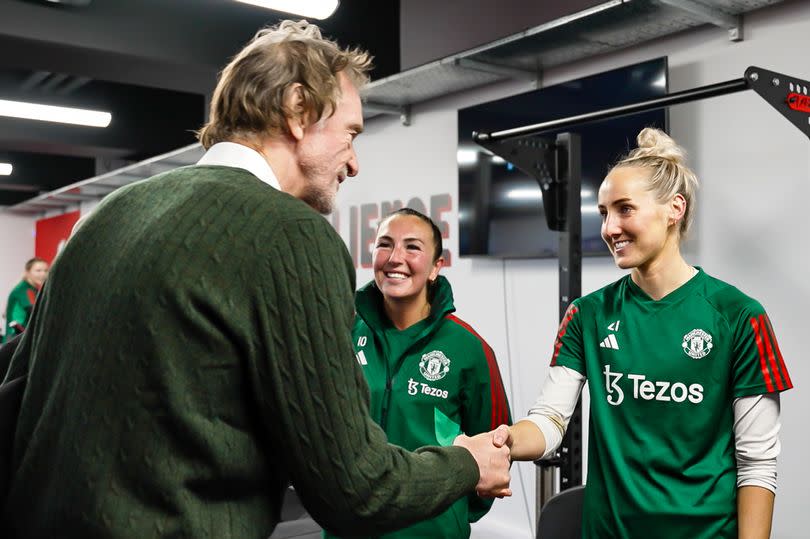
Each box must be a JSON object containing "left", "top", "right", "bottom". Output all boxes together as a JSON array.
[{"left": 453, "top": 430, "right": 512, "bottom": 498}]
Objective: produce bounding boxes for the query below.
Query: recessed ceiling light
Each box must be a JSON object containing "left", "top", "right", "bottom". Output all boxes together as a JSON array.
[
  {"left": 0, "top": 99, "right": 111, "bottom": 128},
  {"left": 234, "top": 0, "right": 339, "bottom": 20},
  {"left": 42, "top": 0, "right": 92, "bottom": 5},
  {"left": 0, "top": 163, "right": 12, "bottom": 176}
]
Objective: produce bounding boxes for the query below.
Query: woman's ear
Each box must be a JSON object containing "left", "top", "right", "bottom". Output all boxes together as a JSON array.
[
  {"left": 669, "top": 193, "right": 687, "bottom": 227},
  {"left": 283, "top": 83, "right": 307, "bottom": 141},
  {"left": 429, "top": 257, "right": 445, "bottom": 282}
]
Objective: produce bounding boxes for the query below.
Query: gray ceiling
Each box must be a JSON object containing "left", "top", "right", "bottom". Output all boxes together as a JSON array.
[
  {"left": 0, "top": 0, "right": 399, "bottom": 206},
  {"left": 0, "top": 0, "right": 795, "bottom": 210}
]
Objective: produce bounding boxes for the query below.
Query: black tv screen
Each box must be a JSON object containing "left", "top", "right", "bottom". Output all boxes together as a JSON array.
[{"left": 458, "top": 57, "right": 668, "bottom": 258}]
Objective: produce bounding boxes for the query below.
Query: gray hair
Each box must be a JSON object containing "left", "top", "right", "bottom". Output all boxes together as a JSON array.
[{"left": 198, "top": 20, "right": 373, "bottom": 148}]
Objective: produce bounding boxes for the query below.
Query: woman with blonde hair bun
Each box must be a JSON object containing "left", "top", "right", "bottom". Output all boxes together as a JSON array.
[{"left": 493, "top": 128, "right": 792, "bottom": 538}]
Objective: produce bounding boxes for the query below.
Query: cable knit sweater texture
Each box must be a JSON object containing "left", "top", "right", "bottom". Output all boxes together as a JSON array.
[{"left": 1, "top": 166, "right": 478, "bottom": 538}]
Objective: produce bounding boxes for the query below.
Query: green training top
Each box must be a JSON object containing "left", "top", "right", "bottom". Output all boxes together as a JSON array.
[
  {"left": 3, "top": 279, "right": 37, "bottom": 342},
  {"left": 552, "top": 268, "right": 792, "bottom": 539}
]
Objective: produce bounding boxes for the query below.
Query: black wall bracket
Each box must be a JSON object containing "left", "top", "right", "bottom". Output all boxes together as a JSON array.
[
  {"left": 476, "top": 132, "right": 583, "bottom": 505},
  {"left": 747, "top": 66, "right": 810, "bottom": 139},
  {"left": 474, "top": 135, "right": 571, "bottom": 232}
]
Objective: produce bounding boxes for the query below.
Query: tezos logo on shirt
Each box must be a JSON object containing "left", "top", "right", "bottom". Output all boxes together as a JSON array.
[
  {"left": 603, "top": 365, "right": 703, "bottom": 406},
  {"left": 408, "top": 378, "right": 448, "bottom": 399},
  {"left": 419, "top": 351, "right": 450, "bottom": 381}
]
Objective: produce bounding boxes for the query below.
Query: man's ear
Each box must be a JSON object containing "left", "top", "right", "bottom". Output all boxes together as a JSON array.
[{"left": 283, "top": 83, "right": 307, "bottom": 141}]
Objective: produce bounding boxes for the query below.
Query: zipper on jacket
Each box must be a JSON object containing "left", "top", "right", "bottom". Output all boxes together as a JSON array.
[
  {"left": 378, "top": 323, "right": 441, "bottom": 431},
  {"left": 380, "top": 373, "right": 393, "bottom": 429},
  {"left": 372, "top": 309, "right": 447, "bottom": 432}
]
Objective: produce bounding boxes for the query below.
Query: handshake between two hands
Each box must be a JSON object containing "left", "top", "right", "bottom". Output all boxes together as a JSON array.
[{"left": 453, "top": 424, "right": 513, "bottom": 498}]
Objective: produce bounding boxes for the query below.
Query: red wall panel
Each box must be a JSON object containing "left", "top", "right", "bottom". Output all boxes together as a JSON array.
[{"left": 35, "top": 211, "right": 81, "bottom": 265}]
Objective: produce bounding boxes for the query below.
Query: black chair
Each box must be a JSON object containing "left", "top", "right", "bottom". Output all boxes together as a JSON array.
[
  {"left": 536, "top": 484, "right": 585, "bottom": 539},
  {"left": 0, "top": 334, "right": 22, "bottom": 380}
]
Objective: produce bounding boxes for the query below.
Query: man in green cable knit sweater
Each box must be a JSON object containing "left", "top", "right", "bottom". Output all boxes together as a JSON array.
[{"left": 0, "top": 19, "right": 511, "bottom": 539}]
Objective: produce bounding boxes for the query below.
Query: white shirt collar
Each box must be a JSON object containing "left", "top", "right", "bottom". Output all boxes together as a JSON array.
[{"left": 197, "top": 142, "right": 281, "bottom": 190}]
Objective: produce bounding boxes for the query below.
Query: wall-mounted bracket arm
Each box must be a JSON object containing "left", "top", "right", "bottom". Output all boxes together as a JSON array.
[
  {"left": 364, "top": 102, "right": 411, "bottom": 126},
  {"left": 747, "top": 66, "right": 810, "bottom": 140},
  {"left": 657, "top": 0, "right": 743, "bottom": 41}
]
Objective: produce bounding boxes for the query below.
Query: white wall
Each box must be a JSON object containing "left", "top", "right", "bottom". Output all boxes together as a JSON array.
[
  {"left": 339, "top": 2, "right": 810, "bottom": 537},
  {"left": 0, "top": 213, "right": 35, "bottom": 337}
]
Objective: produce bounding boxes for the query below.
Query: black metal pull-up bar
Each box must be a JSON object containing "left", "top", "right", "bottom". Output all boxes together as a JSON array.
[{"left": 474, "top": 66, "right": 810, "bottom": 143}]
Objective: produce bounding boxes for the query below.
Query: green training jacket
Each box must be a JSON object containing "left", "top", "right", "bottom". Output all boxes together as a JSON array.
[
  {"left": 3, "top": 279, "right": 37, "bottom": 343},
  {"left": 326, "top": 276, "right": 511, "bottom": 539}
]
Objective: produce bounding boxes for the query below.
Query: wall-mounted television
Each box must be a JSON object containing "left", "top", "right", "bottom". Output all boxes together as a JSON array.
[{"left": 458, "top": 57, "right": 669, "bottom": 258}]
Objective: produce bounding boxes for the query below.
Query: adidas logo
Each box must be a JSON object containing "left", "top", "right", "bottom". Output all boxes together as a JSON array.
[{"left": 599, "top": 334, "right": 619, "bottom": 350}]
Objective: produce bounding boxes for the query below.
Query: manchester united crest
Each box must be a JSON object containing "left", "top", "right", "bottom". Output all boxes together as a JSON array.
[
  {"left": 682, "top": 329, "right": 713, "bottom": 359},
  {"left": 419, "top": 351, "right": 451, "bottom": 381}
]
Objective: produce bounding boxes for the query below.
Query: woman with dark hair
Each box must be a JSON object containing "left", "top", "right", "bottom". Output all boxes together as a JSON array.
[
  {"left": 325, "top": 208, "right": 512, "bottom": 539},
  {"left": 3, "top": 257, "right": 48, "bottom": 342}
]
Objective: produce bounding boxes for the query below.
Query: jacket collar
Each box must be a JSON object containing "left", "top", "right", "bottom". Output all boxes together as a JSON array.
[{"left": 355, "top": 275, "right": 456, "bottom": 333}]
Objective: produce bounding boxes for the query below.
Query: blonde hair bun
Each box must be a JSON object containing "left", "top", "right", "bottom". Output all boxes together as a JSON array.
[{"left": 632, "top": 127, "right": 687, "bottom": 165}]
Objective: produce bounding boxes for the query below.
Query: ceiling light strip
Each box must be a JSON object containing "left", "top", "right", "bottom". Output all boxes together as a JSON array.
[
  {"left": 0, "top": 162, "right": 12, "bottom": 176},
  {"left": 233, "top": 0, "right": 339, "bottom": 20},
  {"left": 0, "top": 99, "right": 111, "bottom": 128}
]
